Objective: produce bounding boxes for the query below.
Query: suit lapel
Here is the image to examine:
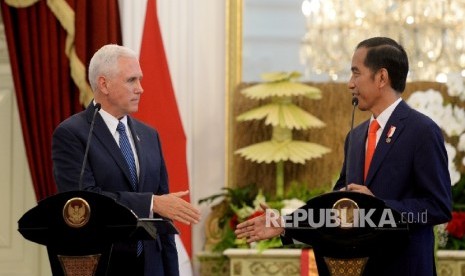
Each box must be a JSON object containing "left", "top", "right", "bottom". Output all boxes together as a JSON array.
[
  {"left": 351, "top": 122, "right": 368, "bottom": 184},
  {"left": 86, "top": 106, "right": 136, "bottom": 190},
  {"left": 127, "top": 117, "right": 146, "bottom": 191},
  {"left": 365, "top": 101, "right": 410, "bottom": 186}
]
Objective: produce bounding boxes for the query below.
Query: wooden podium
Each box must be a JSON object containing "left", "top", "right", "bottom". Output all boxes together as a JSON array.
[
  {"left": 17, "top": 191, "right": 177, "bottom": 276},
  {"left": 284, "top": 191, "right": 408, "bottom": 276}
]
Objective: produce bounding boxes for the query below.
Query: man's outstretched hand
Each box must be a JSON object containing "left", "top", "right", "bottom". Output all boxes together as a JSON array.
[
  {"left": 235, "top": 203, "right": 284, "bottom": 243},
  {"left": 152, "top": 190, "right": 201, "bottom": 225}
]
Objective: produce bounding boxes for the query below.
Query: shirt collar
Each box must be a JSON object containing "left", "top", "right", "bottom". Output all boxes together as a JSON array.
[
  {"left": 370, "top": 97, "right": 402, "bottom": 130},
  {"left": 94, "top": 101, "right": 128, "bottom": 135}
]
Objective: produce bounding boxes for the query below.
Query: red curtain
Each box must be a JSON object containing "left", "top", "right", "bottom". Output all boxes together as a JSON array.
[
  {"left": 1, "top": 0, "right": 121, "bottom": 201},
  {"left": 72, "top": 0, "right": 122, "bottom": 74}
]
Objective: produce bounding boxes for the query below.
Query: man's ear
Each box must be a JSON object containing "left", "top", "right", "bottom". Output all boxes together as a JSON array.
[
  {"left": 377, "top": 68, "right": 389, "bottom": 88},
  {"left": 98, "top": 76, "right": 109, "bottom": 95}
]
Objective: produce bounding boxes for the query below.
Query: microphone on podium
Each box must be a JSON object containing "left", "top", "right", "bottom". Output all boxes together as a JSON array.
[
  {"left": 345, "top": 97, "right": 358, "bottom": 191},
  {"left": 78, "top": 103, "right": 102, "bottom": 191}
]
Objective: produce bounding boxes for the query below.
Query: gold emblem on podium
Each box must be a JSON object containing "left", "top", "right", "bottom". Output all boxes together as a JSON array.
[
  {"left": 332, "top": 198, "right": 359, "bottom": 229},
  {"left": 63, "top": 197, "right": 91, "bottom": 228}
]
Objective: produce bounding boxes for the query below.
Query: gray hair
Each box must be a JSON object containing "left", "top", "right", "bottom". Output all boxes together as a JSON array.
[{"left": 88, "top": 44, "right": 138, "bottom": 91}]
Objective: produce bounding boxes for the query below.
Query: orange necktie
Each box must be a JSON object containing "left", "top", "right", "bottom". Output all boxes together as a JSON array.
[{"left": 364, "top": 119, "right": 380, "bottom": 181}]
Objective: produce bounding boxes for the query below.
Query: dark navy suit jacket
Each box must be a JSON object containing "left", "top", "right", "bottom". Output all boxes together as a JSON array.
[
  {"left": 334, "top": 100, "right": 452, "bottom": 275},
  {"left": 52, "top": 103, "right": 179, "bottom": 275}
]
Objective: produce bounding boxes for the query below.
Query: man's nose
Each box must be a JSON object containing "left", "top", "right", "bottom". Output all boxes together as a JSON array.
[
  {"left": 347, "top": 77, "right": 355, "bottom": 90},
  {"left": 135, "top": 81, "right": 144, "bottom": 94}
]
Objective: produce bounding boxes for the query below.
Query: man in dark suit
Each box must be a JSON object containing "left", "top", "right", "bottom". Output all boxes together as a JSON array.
[
  {"left": 52, "top": 44, "right": 200, "bottom": 276},
  {"left": 235, "top": 37, "right": 452, "bottom": 275}
]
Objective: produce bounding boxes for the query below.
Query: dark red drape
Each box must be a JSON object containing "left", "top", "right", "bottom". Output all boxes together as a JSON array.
[{"left": 1, "top": 0, "right": 121, "bottom": 201}]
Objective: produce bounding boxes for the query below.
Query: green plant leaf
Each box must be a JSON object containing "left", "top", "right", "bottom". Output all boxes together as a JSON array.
[
  {"left": 235, "top": 140, "right": 331, "bottom": 164},
  {"left": 237, "top": 103, "right": 326, "bottom": 130},
  {"left": 242, "top": 82, "right": 322, "bottom": 100},
  {"left": 255, "top": 237, "right": 283, "bottom": 252}
]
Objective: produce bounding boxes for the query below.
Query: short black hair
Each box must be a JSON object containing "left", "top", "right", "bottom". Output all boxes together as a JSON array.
[{"left": 356, "top": 37, "right": 409, "bottom": 93}]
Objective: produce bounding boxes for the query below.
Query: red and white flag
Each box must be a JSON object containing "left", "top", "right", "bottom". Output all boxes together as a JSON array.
[{"left": 119, "top": 0, "right": 192, "bottom": 273}]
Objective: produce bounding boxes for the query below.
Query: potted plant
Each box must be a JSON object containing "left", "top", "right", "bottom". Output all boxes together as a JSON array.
[{"left": 235, "top": 71, "right": 330, "bottom": 198}]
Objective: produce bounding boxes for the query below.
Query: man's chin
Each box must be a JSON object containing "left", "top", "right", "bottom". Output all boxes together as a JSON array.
[
  {"left": 357, "top": 103, "right": 368, "bottom": 111},
  {"left": 129, "top": 107, "right": 139, "bottom": 114}
]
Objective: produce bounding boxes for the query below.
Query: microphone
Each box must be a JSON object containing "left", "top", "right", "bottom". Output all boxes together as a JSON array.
[
  {"left": 352, "top": 97, "right": 359, "bottom": 106},
  {"left": 345, "top": 97, "right": 358, "bottom": 191},
  {"left": 78, "top": 103, "right": 101, "bottom": 190}
]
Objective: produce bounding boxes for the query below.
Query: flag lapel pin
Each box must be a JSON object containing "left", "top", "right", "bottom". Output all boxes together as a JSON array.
[{"left": 386, "top": 126, "right": 396, "bottom": 143}]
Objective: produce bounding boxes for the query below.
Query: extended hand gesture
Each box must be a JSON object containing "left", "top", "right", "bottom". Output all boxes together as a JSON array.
[
  {"left": 235, "top": 203, "right": 284, "bottom": 243},
  {"left": 152, "top": 190, "right": 201, "bottom": 225}
]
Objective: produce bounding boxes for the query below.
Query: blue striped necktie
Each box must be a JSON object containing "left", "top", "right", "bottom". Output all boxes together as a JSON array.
[
  {"left": 116, "top": 121, "right": 143, "bottom": 256},
  {"left": 117, "top": 121, "right": 138, "bottom": 190}
]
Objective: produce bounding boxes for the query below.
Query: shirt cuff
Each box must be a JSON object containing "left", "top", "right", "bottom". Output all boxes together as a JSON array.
[{"left": 149, "top": 195, "right": 154, "bottom": 218}]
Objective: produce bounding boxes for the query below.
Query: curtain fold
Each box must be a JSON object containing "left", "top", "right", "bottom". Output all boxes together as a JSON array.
[{"left": 1, "top": 0, "right": 121, "bottom": 200}]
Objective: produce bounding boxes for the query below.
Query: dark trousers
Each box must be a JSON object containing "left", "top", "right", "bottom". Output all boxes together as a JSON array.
[{"left": 107, "top": 242, "right": 144, "bottom": 276}]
